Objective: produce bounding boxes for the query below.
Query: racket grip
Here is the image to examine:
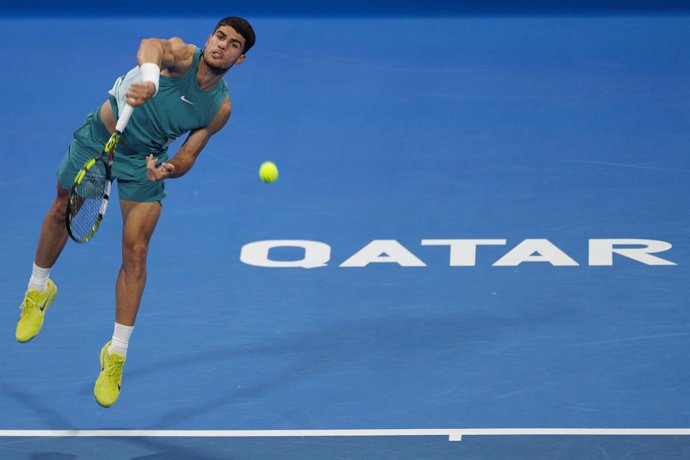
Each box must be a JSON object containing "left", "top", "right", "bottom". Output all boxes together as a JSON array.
[{"left": 115, "top": 104, "right": 134, "bottom": 133}]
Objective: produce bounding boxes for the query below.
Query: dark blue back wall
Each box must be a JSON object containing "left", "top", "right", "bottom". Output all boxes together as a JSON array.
[{"left": 4, "top": 0, "right": 690, "bottom": 16}]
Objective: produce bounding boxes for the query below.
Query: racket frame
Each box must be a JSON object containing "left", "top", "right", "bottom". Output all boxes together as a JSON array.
[{"left": 66, "top": 105, "right": 133, "bottom": 243}]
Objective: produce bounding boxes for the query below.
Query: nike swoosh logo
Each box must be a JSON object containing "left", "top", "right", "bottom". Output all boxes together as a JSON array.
[{"left": 180, "top": 95, "right": 194, "bottom": 105}]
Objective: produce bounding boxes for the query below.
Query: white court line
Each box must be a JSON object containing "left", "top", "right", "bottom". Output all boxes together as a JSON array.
[{"left": 2, "top": 429, "right": 690, "bottom": 442}]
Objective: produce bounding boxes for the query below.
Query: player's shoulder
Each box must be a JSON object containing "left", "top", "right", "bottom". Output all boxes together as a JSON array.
[
  {"left": 168, "top": 37, "right": 197, "bottom": 62},
  {"left": 161, "top": 37, "right": 197, "bottom": 73},
  {"left": 166, "top": 37, "right": 194, "bottom": 53}
]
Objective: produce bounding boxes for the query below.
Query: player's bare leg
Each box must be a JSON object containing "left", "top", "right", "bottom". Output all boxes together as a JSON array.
[
  {"left": 16, "top": 181, "right": 67, "bottom": 342},
  {"left": 34, "top": 181, "right": 70, "bottom": 268},
  {"left": 115, "top": 199, "right": 162, "bottom": 326},
  {"left": 94, "top": 199, "right": 161, "bottom": 407}
]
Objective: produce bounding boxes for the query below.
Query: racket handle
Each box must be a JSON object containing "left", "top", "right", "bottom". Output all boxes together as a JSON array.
[{"left": 115, "top": 104, "right": 134, "bottom": 133}]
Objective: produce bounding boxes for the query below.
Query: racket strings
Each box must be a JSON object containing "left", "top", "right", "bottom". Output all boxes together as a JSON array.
[{"left": 68, "top": 163, "right": 110, "bottom": 242}]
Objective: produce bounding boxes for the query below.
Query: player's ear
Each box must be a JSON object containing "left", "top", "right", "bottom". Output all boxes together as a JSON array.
[{"left": 235, "top": 54, "right": 246, "bottom": 66}]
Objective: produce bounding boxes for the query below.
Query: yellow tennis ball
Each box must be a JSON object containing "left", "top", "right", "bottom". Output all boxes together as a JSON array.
[{"left": 259, "top": 161, "right": 279, "bottom": 183}]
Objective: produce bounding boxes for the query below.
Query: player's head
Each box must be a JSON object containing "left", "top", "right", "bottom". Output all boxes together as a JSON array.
[
  {"left": 203, "top": 17, "right": 255, "bottom": 74},
  {"left": 213, "top": 17, "right": 255, "bottom": 54}
]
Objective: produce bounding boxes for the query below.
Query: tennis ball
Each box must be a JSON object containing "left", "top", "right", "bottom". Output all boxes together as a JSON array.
[{"left": 259, "top": 161, "right": 279, "bottom": 183}]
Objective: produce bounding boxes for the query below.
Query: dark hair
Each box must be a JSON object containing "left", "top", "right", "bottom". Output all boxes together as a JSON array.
[{"left": 214, "top": 17, "right": 255, "bottom": 54}]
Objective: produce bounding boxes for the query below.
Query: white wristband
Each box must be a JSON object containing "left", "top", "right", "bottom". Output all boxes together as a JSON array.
[{"left": 139, "top": 62, "right": 160, "bottom": 96}]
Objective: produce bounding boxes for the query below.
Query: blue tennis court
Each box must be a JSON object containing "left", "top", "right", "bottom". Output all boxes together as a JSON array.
[{"left": 1, "top": 4, "right": 690, "bottom": 459}]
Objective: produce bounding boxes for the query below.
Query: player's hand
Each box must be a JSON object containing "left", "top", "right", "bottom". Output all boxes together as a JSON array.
[
  {"left": 125, "top": 82, "right": 156, "bottom": 106},
  {"left": 146, "top": 154, "right": 175, "bottom": 181}
]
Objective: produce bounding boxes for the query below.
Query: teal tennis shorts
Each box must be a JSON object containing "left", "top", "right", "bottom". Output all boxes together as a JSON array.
[{"left": 56, "top": 108, "right": 166, "bottom": 203}]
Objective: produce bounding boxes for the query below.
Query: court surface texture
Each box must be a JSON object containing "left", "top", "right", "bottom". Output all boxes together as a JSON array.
[{"left": 1, "top": 7, "right": 690, "bottom": 459}]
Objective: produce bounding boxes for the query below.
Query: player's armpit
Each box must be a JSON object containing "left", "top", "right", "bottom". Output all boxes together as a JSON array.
[
  {"left": 162, "top": 97, "right": 231, "bottom": 179},
  {"left": 207, "top": 97, "right": 232, "bottom": 135}
]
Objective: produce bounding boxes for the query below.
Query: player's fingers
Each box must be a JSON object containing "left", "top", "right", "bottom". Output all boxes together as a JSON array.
[
  {"left": 126, "top": 84, "right": 154, "bottom": 106},
  {"left": 145, "top": 156, "right": 158, "bottom": 180},
  {"left": 149, "top": 156, "right": 163, "bottom": 169},
  {"left": 126, "top": 95, "right": 144, "bottom": 107},
  {"left": 128, "top": 82, "right": 155, "bottom": 98}
]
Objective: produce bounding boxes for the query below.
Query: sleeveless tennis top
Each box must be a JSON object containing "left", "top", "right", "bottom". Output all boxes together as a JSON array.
[{"left": 108, "top": 47, "right": 228, "bottom": 157}]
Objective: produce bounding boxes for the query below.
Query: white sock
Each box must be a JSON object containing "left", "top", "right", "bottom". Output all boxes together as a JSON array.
[
  {"left": 109, "top": 323, "right": 134, "bottom": 358},
  {"left": 28, "top": 263, "right": 51, "bottom": 292}
]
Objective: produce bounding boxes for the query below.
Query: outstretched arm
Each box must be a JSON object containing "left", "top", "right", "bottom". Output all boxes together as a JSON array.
[{"left": 146, "top": 97, "right": 232, "bottom": 181}]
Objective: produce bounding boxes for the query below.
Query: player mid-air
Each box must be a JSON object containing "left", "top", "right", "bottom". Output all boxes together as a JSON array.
[{"left": 15, "top": 17, "right": 255, "bottom": 407}]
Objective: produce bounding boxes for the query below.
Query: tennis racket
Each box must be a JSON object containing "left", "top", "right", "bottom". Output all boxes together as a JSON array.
[{"left": 66, "top": 104, "right": 134, "bottom": 243}]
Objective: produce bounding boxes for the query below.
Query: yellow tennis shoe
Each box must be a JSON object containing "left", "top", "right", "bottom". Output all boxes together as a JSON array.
[
  {"left": 16, "top": 280, "right": 58, "bottom": 343},
  {"left": 94, "top": 341, "right": 126, "bottom": 408}
]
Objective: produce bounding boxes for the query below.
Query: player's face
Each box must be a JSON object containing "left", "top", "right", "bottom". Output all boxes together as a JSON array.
[{"left": 203, "top": 25, "right": 246, "bottom": 73}]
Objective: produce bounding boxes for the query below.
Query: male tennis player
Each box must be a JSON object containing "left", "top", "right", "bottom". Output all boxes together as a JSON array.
[{"left": 15, "top": 17, "right": 255, "bottom": 407}]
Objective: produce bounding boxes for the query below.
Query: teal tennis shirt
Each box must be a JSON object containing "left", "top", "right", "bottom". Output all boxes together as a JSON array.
[{"left": 108, "top": 47, "right": 228, "bottom": 179}]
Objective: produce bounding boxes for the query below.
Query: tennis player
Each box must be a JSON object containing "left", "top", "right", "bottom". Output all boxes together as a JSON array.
[{"left": 15, "top": 17, "right": 255, "bottom": 407}]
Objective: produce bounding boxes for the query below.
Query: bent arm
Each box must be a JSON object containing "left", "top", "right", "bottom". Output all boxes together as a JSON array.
[
  {"left": 146, "top": 97, "right": 232, "bottom": 181},
  {"left": 126, "top": 37, "right": 196, "bottom": 107},
  {"left": 137, "top": 37, "right": 195, "bottom": 75}
]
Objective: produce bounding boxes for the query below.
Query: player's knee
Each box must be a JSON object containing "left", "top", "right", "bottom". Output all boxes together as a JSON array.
[
  {"left": 51, "top": 184, "right": 70, "bottom": 217},
  {"left": 123, "top": 240, "right": 149, "bottom": 269},
  {"left": 50, "top": 197, "right": 68, "bottom": 224}
]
